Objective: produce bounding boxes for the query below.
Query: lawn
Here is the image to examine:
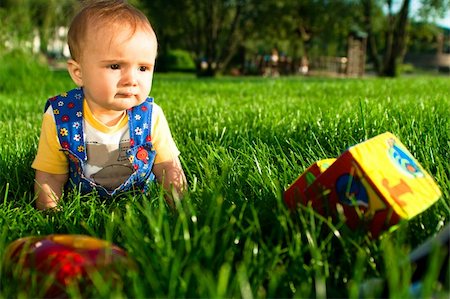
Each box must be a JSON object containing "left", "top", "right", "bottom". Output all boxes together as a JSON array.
[{"left": 0, "top": 55, "right": 449, "bottom": 298}]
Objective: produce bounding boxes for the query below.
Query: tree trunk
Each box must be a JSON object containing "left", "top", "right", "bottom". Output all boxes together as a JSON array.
[
  {"left": 217, "top": 4, "right": 243, "bottom": 74},
  {"left": 381, "top": 0, "right": 411, "bottom": 76},
  {"left": 38, "top": 29, "right": 49, "bottom": 55},
  {"left": 195, "top": 1, "right": 244, "bottom": 77},
  {"left": 362, "top": 0, "right": 382, "bottom": 73}
]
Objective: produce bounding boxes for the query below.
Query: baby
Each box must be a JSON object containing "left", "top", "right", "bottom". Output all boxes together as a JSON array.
[{"left": 32, "top": 0, "right": 186, "bottom": 210}]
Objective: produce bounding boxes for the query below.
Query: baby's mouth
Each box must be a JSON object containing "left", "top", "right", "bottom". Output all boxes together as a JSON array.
[{"left": 116, "top": 92, "right": 135, "bottom": 98}]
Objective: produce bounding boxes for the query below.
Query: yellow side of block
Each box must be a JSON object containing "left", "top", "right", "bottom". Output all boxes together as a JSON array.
[{"left": 348, "top": 132, "right": 441, "bottom": 219}]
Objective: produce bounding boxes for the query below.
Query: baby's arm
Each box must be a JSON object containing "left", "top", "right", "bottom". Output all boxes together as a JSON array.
[
  {"left": 35, "top": 170, "right": 68, "bottom": 210},
  {"left": 152, "top": 157, "right": 187, "bottom": 208}
]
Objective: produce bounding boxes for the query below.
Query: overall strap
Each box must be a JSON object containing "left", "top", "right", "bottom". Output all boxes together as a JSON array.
[
  {"left": 127, "top": 97, "right": 154, "bottom": 146},
  {"left": 46, "top": 88, "right": 87, "bottom": 161}
]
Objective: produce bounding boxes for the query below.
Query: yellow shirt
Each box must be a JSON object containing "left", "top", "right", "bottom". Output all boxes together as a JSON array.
[{"left": 32, "top": 100, "right": 180, "bottom": 189}]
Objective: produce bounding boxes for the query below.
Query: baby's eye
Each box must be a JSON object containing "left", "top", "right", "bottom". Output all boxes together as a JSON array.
[
  {"left": 110, "top": 64, "right": 120, "bottom": 70},
  {"left": 139, "top": 66, "right": 148, "bottom": 72}
]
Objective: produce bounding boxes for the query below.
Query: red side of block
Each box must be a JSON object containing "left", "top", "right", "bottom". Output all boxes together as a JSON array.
[{"left": 284, "top": 163, "right": 327, "bottom": 210}]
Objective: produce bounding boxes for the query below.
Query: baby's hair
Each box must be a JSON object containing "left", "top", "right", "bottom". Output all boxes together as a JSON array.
[{"left": 68, "top": 0, "right": 155, "bottom": 61}]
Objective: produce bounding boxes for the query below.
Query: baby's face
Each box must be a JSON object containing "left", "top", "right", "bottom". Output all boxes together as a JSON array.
[{"left": 77, "top": 24, "right": 157, "bottom": 117}]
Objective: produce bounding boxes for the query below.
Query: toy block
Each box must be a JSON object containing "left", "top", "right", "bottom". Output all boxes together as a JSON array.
[{"left": 287, "top": 132, "right": 442, "bottom": 237}]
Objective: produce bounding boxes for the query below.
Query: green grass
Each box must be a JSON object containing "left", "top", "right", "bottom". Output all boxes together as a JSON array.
[{"left": 0, "top": 58, "right": 449, "bottom": 298}]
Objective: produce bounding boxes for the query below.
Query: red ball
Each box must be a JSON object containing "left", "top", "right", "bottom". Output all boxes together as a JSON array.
[{"left": 3, "top": 234, "right": 131, "bottom": 298}]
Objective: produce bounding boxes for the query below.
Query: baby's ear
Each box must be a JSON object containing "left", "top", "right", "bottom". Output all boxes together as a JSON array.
[{"left": 67, "top": 59, "right": 83, "bottom": 87}]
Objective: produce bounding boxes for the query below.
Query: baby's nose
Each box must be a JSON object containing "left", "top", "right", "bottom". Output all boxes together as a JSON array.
[{"left": 121, "top": 68, "right": 138, "bottom": 86}]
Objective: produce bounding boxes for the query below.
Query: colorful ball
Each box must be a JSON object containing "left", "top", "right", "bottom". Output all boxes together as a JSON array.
[{"left": 3, "top": 234, "right": 131, "bottom": 297}]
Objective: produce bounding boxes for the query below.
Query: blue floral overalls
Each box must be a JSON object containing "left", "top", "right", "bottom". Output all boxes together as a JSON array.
[{"left": 44, "top": 87, "right": 156, "bottom": 196}]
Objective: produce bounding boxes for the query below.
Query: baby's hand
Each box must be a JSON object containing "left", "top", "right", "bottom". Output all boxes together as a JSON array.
[
  {"left": 34, "top": 171, "right": 68, "bottom": 210},
  {"left": 152, "top": 157, "right": 187, "bottom": 208}
]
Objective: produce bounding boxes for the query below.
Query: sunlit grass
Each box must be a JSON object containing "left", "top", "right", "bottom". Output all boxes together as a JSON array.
[{"left": 0, "top": 65, "right": 449, "bottom": 297}]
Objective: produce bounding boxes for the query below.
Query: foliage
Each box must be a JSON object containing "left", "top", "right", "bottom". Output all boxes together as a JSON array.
[
  {"left": 0, "top": 0, "right": 78, "bottom": 55},
  {"left": 361, "top": 0, "right": 449, "bottom": 76},
  {"left": 361, "top": 0, "right": 411, "bottom": 77},
  {"left": 408, "top": 21, "right": 443, "bottom": 53},
  {"left": 0, "top": 0, "right": 34, "bottom": 52},
  {"left": 417, "top": 0, "right": 450, "bottom": 20},
  {"left": 142, "top": 0, "right": 264, "bottom": 76},
  {"left": 158, "top": 49, "right": 196, "bottom": 72},
  {"left": 0, "top": 59, "right": 449, "bottom": 297},
  {"left": 1, "top": 0, "right": 448, "bottom": 77},
  {"left": 249, "top": 0, "right": 362, "bottom": 58},
  {"left": 142, "top": 0, "right": 364, "bottom": 75},
  {"left": 141, "top": 0, "right": 449, "bottom": 77}
]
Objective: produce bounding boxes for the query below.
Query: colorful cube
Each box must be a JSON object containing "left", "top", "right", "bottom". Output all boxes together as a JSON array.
[{"left": 285, "top": 132, "right": 442, "bottom": 237}]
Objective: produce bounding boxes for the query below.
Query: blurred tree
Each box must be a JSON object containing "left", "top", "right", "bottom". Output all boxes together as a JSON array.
[
  {"left": 2, "top": 0, "right": 447, "bottom": 76},
  {"left": 31, "top": 0, "right": 61, "bottom": 54},
  {"left": 250, "top": 0, "right": 360, "bottom": 67},
  {"left": 408, "top": 21, "right": 442, "bottom": 53},
  {"left": 142, "top": 0, "right": 360, "bottom": 76},
  {"left": 142, "top": 0, "right": 263, "bottom": 76},
  {"left": 361, "top": 0, "right": 449, "bottom": 76},
  {"left": 417, "top": 0, "right": 450, "bottom": 20},
  {"left": 0, "top": 0, "right": 34, "bottom": 51},
  {"left": 0, "top": 0, "right": 78, "bottom": 55},
  {"left": 137, "top": 0, "right": 186, "bottom": 72}
]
